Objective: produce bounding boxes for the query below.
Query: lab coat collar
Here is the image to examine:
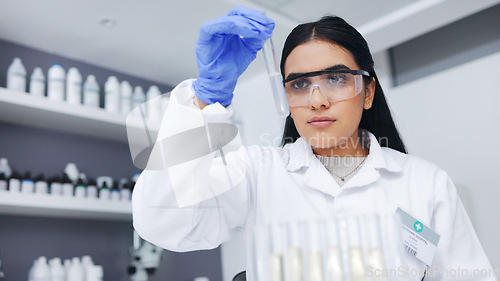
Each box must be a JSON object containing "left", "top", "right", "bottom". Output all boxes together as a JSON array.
[
  {"left": 364, "top": 130, "right": 402, "bottom": 173},
  {"left": 285, "top": 130, "right": 401, "bottom": 172},
  {"left": 284, "top": 130, "right": 402, "bottom": 194},
  {"left": 286, "top": 129, "right": 402, "bottom": 197},
  {"left": 284, "top": 137, "right": 315, "bottom": 172}
]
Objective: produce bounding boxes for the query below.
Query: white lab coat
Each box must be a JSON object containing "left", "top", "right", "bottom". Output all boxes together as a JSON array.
[{"left": 132, "top": 79, "right": 496, "bottom": 281}]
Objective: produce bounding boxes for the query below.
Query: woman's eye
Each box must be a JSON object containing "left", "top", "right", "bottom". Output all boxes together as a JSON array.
[
  {"left": 291, "top": 79, "right": 309, "bottom": 90},
  {"left": 327, "top": 74, "right": 347, "bottom": 84}
]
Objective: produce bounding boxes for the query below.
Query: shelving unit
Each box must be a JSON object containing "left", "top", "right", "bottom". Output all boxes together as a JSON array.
[
  {"left": 0, "top": 87, "right": 160, "bottom": 143},
  {"left": 0, "top": 87, "right": 155, "bottom": 221},
  {"left": 0, "top": 192, "right": 132, "bottom": 221}
]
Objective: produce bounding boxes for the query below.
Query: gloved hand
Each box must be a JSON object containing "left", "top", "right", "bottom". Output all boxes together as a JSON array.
[{"left": 192, "top": 6, "right": 275, "bottom": 106}]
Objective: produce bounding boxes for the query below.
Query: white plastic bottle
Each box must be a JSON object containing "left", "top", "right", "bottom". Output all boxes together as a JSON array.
[
  {"left": 62, "top": 174, "right": 74, "bottom": 197},
  {"left": 21, "top": 172, "right": 35, "bottom": 194},
  {"left": 85, "top": 265, "right": 103, "bottom": 281},
  {"left": 99, "top": 182, "right": 110, "bottom": 200},
  {"left": 21, "top": 179, "right": 35, "bottom": 193},
  {"left": 86, "top": 179, "right": 98, "bottom": 199},
  {"left": 83, "top": 75, "right": 100, "bottom": 108},
  {"left": 66, "top": 67, "right": 82, "bottom": 105},
  {"left": 104, "top": 76, "right": 120, "bottom": 113},
  {"left": 49, "top": 258, "right": 65, "bottom": 281},
  {"left": 132, "top": 86, "right": 146, "bottom": 111},
  {"left": 97, "top": 176, "right": 113, "bottom": 200},
  {"left": 146, "top": 85, "right": 162, "bottom": 121},
  {"left": 8, "top": 172, "right": 21, "bottom": 193},
  {"left": 0, "top": 158, "right": 11, "bottom": 178},
  {"left": 74, "top": 179, "right": 87, "bottom": 199},
  {"left": 30, "top": 67, "right": 46, "bottom": 96},
  {"left": 81, "top": 255, "right": 94, "bottom": 281},
  {"left": 65, "top": 163, "right": 80, "bottom": 183},
  {"left": 63, "top": 259, "right": 71, "bottom": 278},
  {"left": 121, "top": 186, "right": 131, "bottom": 201},
  {"left": 32, "top": 256, "right": 50, "bottom": 281},
  {"left": 6, "top": 57, "right": 26, "bottom": 92},
  {"left": 67, "top": 257, "right": 84, "bottom": 281},
  {"left": 120, "top": 80, "right": 133, "bottom": 115},
  {"left": 120, "top": 179, "right": 131, "bottom": 201},
  {"left": 34, "top": 174, "right": 49, "bottom": 195},
  {"left": 81, "top": 256, "right": 94, "bottom": 271},
  {"left": 50, "top": 177, "right": 63, "bottom": 196},
  {"left": 47, "top": 63, "right": 66, "bottom": 102},
  {"left": 110, "top": 184, "right": 121, "bottom": 201}
]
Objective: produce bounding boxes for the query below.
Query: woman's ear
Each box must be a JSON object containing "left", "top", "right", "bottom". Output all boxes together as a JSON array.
[{"left": 364, "top": 77, "right": 376, "bottom": 110}]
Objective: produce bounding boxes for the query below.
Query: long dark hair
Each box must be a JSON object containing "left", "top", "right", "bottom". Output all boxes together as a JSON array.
[{"left": 280, "top": 16, "right": 407, "bottom": 154}]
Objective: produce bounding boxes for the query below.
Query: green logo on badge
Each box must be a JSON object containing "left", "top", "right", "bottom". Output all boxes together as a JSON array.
[{"left": 414, "top": 221, "right": 423, "bottom": 233}]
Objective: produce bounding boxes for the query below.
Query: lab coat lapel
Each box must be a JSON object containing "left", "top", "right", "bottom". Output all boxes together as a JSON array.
[
  {"left": 285, "top": 138, "right": 341, "bottom": 197},
  {"left": 304, "top": 157, "right": 342, "bottom": 197},
  {"left": 341, "top": 131, "right": 402, "bottom": 189},
  {"left": 340, "top": 158, "right": 380, "bottom": 189},
  {"left": 285, "top": 132, "right": 402, "bottom": 194}
]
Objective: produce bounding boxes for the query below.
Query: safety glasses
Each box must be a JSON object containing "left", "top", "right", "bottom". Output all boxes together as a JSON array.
[{"left": 283, "top": 69, "right": 370, "bottom": 107}]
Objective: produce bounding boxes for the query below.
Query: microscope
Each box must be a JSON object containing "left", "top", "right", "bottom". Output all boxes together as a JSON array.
[{"left": 128, "top": 231, "right": 163, "bottom": 281}]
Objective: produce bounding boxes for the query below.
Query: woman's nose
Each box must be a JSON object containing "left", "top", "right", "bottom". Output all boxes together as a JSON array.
[{"left": 309, "top": 86, "right": 330, "bottom": 109}]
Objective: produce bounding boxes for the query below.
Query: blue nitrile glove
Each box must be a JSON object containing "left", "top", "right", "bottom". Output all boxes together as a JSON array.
[{"left": 192, "top": 6, "right": 275, "bottom": 106}]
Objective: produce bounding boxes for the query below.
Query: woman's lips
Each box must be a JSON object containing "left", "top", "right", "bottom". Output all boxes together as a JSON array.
[{"left": 308, "top": 116, "right": 336, "bottom": 127}]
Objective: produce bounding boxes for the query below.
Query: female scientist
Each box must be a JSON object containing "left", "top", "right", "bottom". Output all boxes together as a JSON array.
[{"left": 132, "top": 6, "right": 495, "bottom": 281}]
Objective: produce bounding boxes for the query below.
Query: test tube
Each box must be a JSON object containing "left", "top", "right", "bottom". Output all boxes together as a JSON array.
[
  {"left": 326, "top": 219, "right": 344, "bottom": 281},
  {"left": 365, "top": 215, "right": 388, "bottom": 281},
  {"left": 303, "top": 220, "right": 325, "bottom": 281},
  {"left": 347, "top": 217, "right": 367, "bottom": 281},
  {"left": 250, "top": 224, "right": 270, "bottom": 281},
  {"left": 287, "top": 221, "right": 304, "bottom": 281},
  {"left": 262, "top": 38, "right": 290, "bottom": 118},
  {"left": 270, "top": 224, "right": 285, "bottom": 281}
]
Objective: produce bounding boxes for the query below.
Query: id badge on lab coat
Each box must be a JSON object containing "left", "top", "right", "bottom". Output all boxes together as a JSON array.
[{"left": 396, "top": 207, "right": 441, "bottom": 265}]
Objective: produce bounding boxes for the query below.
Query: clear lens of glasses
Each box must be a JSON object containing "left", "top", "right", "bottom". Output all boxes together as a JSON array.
[
  {"left": 250, "top": 214, "right": 408, "bottom": 281},
  {"left": 284, "top": 73, "right": 364, "bottom": 107}
]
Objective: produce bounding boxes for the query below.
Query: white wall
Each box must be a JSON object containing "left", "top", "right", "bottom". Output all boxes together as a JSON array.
[
  {"left": 383, "top": 51, "right": 500, "bottom": 269},
  {"left": 231, "top": 70, "right": 287, "bottom": 147}
]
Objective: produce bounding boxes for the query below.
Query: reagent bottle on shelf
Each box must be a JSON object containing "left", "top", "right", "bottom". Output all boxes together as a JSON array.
[
  {"left": 29, "top": 67, "right": 45, "bottom": 96},
  {"left": 120, "top": 81, "right": 133, "bottom": 115},
  {"left": 6, "top": 57, "right": 26, "bottom": 92},
  {"left": 104, "top": 76, "right": 120, "bottom": 113},
  {"left": 83, "top": 75, "right": 100, "bottom": 108},
  {"left": 47, "top": 63, "right": 66, "bottom": 102},
  {"left": 66, "top": 68, "right": 82, "bottom": 105}
]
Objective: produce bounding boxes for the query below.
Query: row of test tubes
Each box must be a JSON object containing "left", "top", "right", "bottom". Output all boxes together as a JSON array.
[{"left": 250, "top": 214, "right": 408, "bottom": 281}]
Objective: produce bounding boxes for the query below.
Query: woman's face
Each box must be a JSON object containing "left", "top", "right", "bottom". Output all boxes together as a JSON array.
[{"left": 284, "top": 39, "right": 375, "bottom": 155}]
